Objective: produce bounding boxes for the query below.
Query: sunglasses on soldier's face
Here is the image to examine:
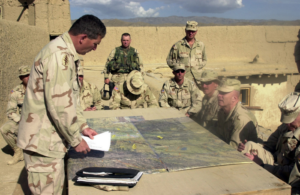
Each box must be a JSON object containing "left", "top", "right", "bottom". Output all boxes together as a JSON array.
[
  {"left": 202, "top": 81, "right": 213, "bottom": 85},
  {"left": 175, "top": 69, "right": 185, "bottom": 73}
]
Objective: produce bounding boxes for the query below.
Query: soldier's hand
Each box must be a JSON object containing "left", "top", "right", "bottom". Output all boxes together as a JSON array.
[
  {"left": 237, "top": 139, "right": 247, "bottom": 152},
  {"left": 91, "top": 107, "right": 97, "bottom": 111},
  {"left": 82, "top": 128, "right": 98, "bottom": 140},
  {"left": 185, "top": 113, "right": 190, "bottom": 117},
  {"left": 244, "top": 153, "right": 263, "bottom": 165},
  {"left": 74, "top": 139, "right": 90, "bottom": 154},
  {"left": 105, "top": 78, "right": 110, "bottom": 84}
]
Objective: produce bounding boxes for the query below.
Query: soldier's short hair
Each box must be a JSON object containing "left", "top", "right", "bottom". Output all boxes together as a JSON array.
[
  {"left": 69, "top": 15, "right": 106, "bottom": 40},
  {"left": 121, "top": 33, "right": 131, "bottom": 40}
]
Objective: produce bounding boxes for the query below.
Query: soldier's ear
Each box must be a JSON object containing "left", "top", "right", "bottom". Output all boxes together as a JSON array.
[{"left": 79, "top": 34, "right": 88, "bottom": 44}]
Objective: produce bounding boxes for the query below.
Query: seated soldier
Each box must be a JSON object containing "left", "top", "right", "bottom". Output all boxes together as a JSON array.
[
  {"left": 216, "top": 79, "right": 258, "bottom": 149},
  {"left": 110, "top": 70, "right": 158, "bottom": 109},
  {"left": 159, "top": 64, "right": 202, "bottom": 117},
  {"left": 238, "top": 92, "right": 300, "bottom": 194},
  {"left": 0, "top": 65, "right": 30, "bottom": 165},
  {"left": 78, "top": 68, "right": 102, "bottom": 111},
  {"left": 196, "top": 70, "right": 220, "bottom": 130}
]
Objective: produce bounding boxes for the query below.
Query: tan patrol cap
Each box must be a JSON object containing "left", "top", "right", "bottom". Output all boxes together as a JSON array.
[
  {"left": 200, "top": 70, "right": 219, "bottom": 83},
  {"left": 278, "top": 92, "right": 300, "bottom": 124},
  {"left": 126, "top": 70, "right": 147, "bottom": 95},
  {"left": 173, "top": 64, "right": 186, "bottom": 71},
  {"left": 186, "top": 21, "right": 198, "bottom": 31},
  {"left": 18, "top": 65, "right": 30, "bottom": 76},
  {"left": 218, "top": 79, "right": 240, "bottom": 93},
  {"left": 78, "top": 66, "right": 84, "bottom": 76}
]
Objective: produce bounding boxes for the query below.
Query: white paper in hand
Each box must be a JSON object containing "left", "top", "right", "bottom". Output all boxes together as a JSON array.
[{"left": 82, "top": 131, "right": 111, "bottom": 151}]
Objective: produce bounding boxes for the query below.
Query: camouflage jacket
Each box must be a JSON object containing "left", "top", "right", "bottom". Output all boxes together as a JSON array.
[
  {"left": 295, "top": 30, "right": 300, "bottom": 62},
  {"left": 197, "top": 90, "right": 219, "bottom": 130},
  {"left": 17, "top": 32, "right": 89, "bottom": 159},
  {"left": 166, "top": 37, "right": 207, "bottom": 80},
  {"left": 104, "top": 46, "right": 144, "bottom": 79},
  {"left": 6, "top": 83, "right": 26, "bottom": 124},
  {"left": 80, "top": 80, "right": 102, "bottom": 110},
  {"left": 159, "top": 77, "right": 202, "bottom": 114},
  {"left": 263, "top": 124, "right": 300, "bottom": 186},
  {"left": 216, "top": 103, "right": 258, "bottom": 149},
  {"left": 110, "top": 83, "right": 158, "bottom": 110}
]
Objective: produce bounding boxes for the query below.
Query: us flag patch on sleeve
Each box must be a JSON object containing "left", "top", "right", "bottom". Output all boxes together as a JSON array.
[
  {"left": 10, "top": 90, "right": 14, "bottom": 94},
  {"left": 114, "top": 86, "right": 118, "bottom": 91}
]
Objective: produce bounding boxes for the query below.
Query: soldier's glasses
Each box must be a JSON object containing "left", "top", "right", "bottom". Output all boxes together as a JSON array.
[
  {"left": 175, "top": 69, "right": 185, "bottom": 73},
  {"left": 202, "top": 81, "right": 213, "bottom": 85}
]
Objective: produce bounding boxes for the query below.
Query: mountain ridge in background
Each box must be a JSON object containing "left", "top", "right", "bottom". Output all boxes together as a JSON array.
[{"left": 72, "top": 16, "right": 300, "bottom": 26}]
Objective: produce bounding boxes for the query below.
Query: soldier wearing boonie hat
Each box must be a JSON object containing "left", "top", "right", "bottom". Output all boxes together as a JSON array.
[
  {"left": 110, "top": 70, "right": 158, "bottom": 109},
  {"left": 166, "top": 20, "right": 207, "bottom": 82},
  {"left": 0, "top": 65, "right": 31, "bottom": 165},
  {"left": 159, "top": 62, "right": 202, "bottom": 117},
  {"left": 195, "top": 70, "right": 220, "bottom": 130},
  {"left": 215, "top": 78, "right": 258, "bottom": 149},
  {"left": 78, "top": 67, "right": 102, "bottom": 111},
  {"left": 238, "top": 92, "right": 300, "bottom": 194}
]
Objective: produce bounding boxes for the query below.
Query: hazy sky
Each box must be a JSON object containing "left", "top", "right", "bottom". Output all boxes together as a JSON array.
[{"left": 70, "top": 0, "right": 300, "bottom": 21}]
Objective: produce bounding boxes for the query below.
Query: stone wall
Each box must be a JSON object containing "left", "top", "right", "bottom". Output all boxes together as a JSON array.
[
  {"left": 0, "top": 0, "right": 71, "bottom": 35},
  {"left": 82, "top": 26, "right": 300, "bottom": 67},
  {"left": 0, "top": 19, "right": 49, "bottom": 124}
]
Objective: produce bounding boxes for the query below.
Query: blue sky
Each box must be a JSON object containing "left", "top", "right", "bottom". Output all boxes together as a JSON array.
[{"left": 70, "top": 0, "right": 300, "bottom": 21}]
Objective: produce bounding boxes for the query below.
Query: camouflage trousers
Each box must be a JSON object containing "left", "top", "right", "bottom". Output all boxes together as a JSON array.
[
  {"left": 241, "top": 141, "right": 274, "bottom": 165},
  {"left": 24, "top": 150, "right": 65, "bottom": 195},
  {"left": 111, "top": 73, "right": 128, "bottom": 86},
  {"left": 0, "top": 120, "right": 18, "bottom": 149}
]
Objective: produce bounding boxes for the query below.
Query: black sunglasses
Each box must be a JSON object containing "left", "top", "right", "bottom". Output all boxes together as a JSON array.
[
  {"left": 175, "top": 69, "right": 185, "bottom": 73},
  {"left": 202, "top": 81, "right": 213, "bottom": 85}
]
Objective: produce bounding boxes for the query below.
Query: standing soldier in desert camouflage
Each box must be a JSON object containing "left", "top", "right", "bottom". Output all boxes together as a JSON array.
[
  {"left": 17, "top": 15, "right": 106, "bottom": 195},
  {"left": 104, "top": 33, "right": 144, "bottom": 86},
  {"left": 166, "top": 21, "right": 207, "bottom": 82},
  {"left": 294, "top": 29, "right": 300, "bottom": 92},
  {"left": 0, "top": 66, "right": 30, "bottom": 165},
  {"left": 196, "top": 70, "right": 220, "bottom": 131},
  {"left": 78, "top": 67, "right": 102, "bottom": 111},
  {"left": 110, "top": 70, "right": 157, "bottom": 110},
  {"left": 159, "top": 64, "right": 202, "bottom": 118}
]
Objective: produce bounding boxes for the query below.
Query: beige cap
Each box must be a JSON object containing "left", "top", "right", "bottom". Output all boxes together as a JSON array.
[
  {"left": 218, "top": 79, "right": 241, "bottom": 93},
  {"left": 78, "top": 66, "right": 84, "bottom": 76},
  {"left": 200, "top": 70, "right": 219, "bottom": 83},
  {"left": 126, "top": 70, "right": 147, "bottom": 95},
  {"left": 173, "top": 64, "right": 186, "bottom": 71},
  {"left": 186, "top": 21, "right": 198, "bottom": 31},
  {"left": 18, "top": 65, "right": 30, "bottom": 76},
  {"left": 278, "top": 92, "right": 300, "bottom": 123}
]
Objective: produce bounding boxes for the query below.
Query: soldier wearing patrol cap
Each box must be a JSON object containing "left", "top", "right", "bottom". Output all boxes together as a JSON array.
[
  {"left": 103, "top": 33, "right": 144, "bottom": 87},
  {"left": 195, "top": 70, "right": 220, "bottom": 131},
  {"left": 110, "top": 70, "right": 158, "bottom": 109},
  {"left": 166, "top": 21, "right": 207, "bottom": 82},
  {"left": 0, "top": 65, "right": 30, "bottom": 165},
  {"left": 159, "top": 63, "right": 202, "bottom": 117},
  {"left": 216, "top": 79, "right": 258, "bottom": 149},
  {"left": 78, "top": 67, "right": 102, "bottom": 111},
  {"left": 238, "top": 92, "right": 300, "bottom": 195}
]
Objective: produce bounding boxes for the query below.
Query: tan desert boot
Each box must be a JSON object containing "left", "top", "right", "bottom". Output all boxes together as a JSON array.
[{"left": 7, "top": 147, "right": 24, "bottom": 165}]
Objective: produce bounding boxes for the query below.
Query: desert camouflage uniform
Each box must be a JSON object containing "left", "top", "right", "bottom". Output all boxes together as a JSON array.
[
  {"left": 294, "top": 30, "right": 300, "bottom": 92},
  {"left": 242, "top": 124, "right": 300, "bottom": 194},
  {"left": 216, "top": 103, "right": 258, "bottom": 149},
  {"left": 17, "top": 32, "right": 89, "bottom": 195},
  {"left": 80, "top": 80, "right": 102, "bottom": 110},
  {"left": 0, "top": 83, "right": 25, "bottom": 149},
  {"left": 159, "top": 77, "right": 202, "bottom": 115},
  {"left": 104, "top": 47, "right": 144, "bottom": 85},
  {"left": 110, "top": 83, "right": 158, "bottom": 110},
  {"left": 166, "top": 38, "right": 207, "bottom": 81},
  {"left": 196, "top": 90, "right": 219, "bottom": 131}
]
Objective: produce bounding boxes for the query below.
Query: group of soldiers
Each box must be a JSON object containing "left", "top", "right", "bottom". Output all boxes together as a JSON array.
[{"left": 1, "top": 14, "right": 300, "bottom": 194}]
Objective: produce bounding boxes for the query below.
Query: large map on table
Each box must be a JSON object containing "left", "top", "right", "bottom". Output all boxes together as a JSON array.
[{"left": 68, "top": 116, "right": 250, "bottom": 180}]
